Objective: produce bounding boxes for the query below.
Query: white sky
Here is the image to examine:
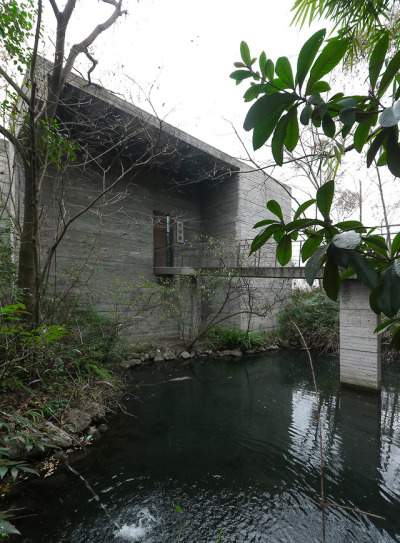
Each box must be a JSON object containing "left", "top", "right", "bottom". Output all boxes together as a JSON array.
[{"left": 41, "top": 0, "right": 400, "bottom": 227}]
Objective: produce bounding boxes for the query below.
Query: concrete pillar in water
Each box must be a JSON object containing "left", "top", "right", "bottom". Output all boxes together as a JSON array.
[{"left": 340, "top": 280, "right": 381, "bottom": 391}]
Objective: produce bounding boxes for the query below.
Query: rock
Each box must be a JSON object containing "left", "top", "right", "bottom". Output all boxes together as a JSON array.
[
  {"left": 267, "top": 345, "right": 279, "bottom": 350},
  {"left": 154, "top": 352, "right": 165, "bottom": 362},
  {"left": 99, "top": 424, "right": 108, "bottom": 434},
  {"left": 221, "top": 349, "right": 242, "bottom": 358},
  {"left": 84, "top": 401, "right": 106, "bottom": 424},
  {"left": 142, "top": 353, "right": 150, "bottom": 361},
  {"left": 121, "top": 359, "right": 141, "bottom": 369},
  {"left": 179, "top": 351, "right": 191, "bottom": 360},
  {"left": 164, "top": 349, "right": 176, "bottom": 361},
  {"left": 64, "top": 409, "right": 91, "bottom": 434},
  {"left": 44, "top": 422, "right": 73, "bottom": 447},
  {"left": 148, "top": 351, "right": 156, "bottom": 360}
]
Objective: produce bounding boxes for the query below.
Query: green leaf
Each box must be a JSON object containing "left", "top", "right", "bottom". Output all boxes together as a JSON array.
[
  {"left": 230, "top": 70, "right": 253, "bottom": 83},
  {"left": 293, "top": 198, "right": 316, "bottom": 219},
  {"left": 386, "top": 127, "right": 400, "bottom": 177},
  {"left": 332, "top": 230, "right": 361, "bottom": 249},
  {"left": 347, "top": 250, "right": 379, "bottom": 290},
  {"left": 271, "top": 112, "right": 291, "bottom": 166},
  {"left": 379, "top": 101, "right": 400, "bottom": 127},
  {"left": 339, "top": 107, "right": 356, "bottom": 125},
  {"left": 316, "top": 180, "right": 334, "bottom": 220},
  {"left": 0, "top": 520, "right": 20, "bottom": 535},
  {"left": 378, "top": 264, "right": 400, "bottom": 317},
  {"left": 307, "top": 93, "right": 322, "bottom": 104},
  {"left": 253, "top": 219, "right": 279, "bottom": 228},
  {"left": 11, "top": 467, "right": 18, "bottom": 480},
  {"left": 0, "top": 465, "right": 7, "bottom": 479},
  {"left": 307, "top": 80, "right": 331, "bottom": 94},
  {"left": 296, "top": 29, "right": 326, "bottom": 91},
  {"left": 354, "top": 123, "right": 370, "bottom": 153},
  {"left": 265, "top": 59, "right": 275, "bottom": 81},
  {"left": 275, "top": 56, "right": 295, "bottom": 89},
  {"left": 243, "top": 84, "right": 269, "bottom": 102},
  {"left": 322, "top": 114, "right": 335, "bottom": 137},
  {"left": 284, "top": 106, "right": 299, "bottom": 151},
  {"left": 244, "top": 92, "right": 296, "bottom": 131},
  {"left": 335, "top": 220, "right": 366, "bottom": 232},
  {"left": 276, "top": 234, "right": 292, "bottom": 265},
  {"left": 378, "top": 49, "right": 400, "bottom": 98},
  {"left": 250, "top": 224, "right": 283, "bottom": 254},
  {"left": 267, "top": 200, "right": 284, "bottom": 221},
  {"left": 259, "top": 51, "right": 267, "bottom": 78},
  {"left": 391, "top": 232, "right": 400, "bottom": 256},
  {"left": 394, "top": 258, "right": 400, "bottom": 277},
  {"left": 376, "top": 151, "right": 387, "bottom": 166},
  {"left": 300, "top": 104, "right": 312, "bottom": 125},
  {"left": 240, "top": 41, "right": 251, "bottom": 66},
  {"left": 369, "top": 33, "right": 389, "bottom": 89},
  {"left": 362, "top": 235, "right": 389, "bottom": 256},
  {"left": 369, "top": 288, "right": 381, "bottom": 315},
  {"left": 366, "top": 128, "right": 388, "bottom": 168},
  {"left": 301, "top": 235, "right": 323, "bottom": 261},
  {"left": 323, "top": 257, "right": 340, "bottom": 301},
  {"left": 305, "top": 244, "right": 329, "bottom": 285},
  {"left": 306, "top": 38, "right": 349, "bottom": 95},
  {"left": 252, "top": 103, "right": 288, "bottom": 150}
]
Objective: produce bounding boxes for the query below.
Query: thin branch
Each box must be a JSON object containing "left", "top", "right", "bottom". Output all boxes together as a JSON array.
[
  {"left": 0, "top": 66, "right": 30, "bottom": 104},
  {"left": 0, "top": 125, "right": 21, "bottom": 150},
  {"left": 83, "top": 49, "right": 98, "bottom": 85}
]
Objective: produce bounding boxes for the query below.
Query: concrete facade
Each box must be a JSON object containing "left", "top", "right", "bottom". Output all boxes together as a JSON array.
[
  {"left": 0, "top": 63, "right": 292, "bottom": 341},
  {"left": 340, "top": 280, "right": 381, "bottom": 391}
]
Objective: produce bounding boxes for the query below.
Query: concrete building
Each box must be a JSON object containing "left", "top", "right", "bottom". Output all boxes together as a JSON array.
[{"left": 0, "top": 62, "right": 292, "bottom": 341}]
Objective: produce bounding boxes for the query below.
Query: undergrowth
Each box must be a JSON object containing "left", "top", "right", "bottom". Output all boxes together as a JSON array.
[{"left": 205, "top": 326, "right": 266, "bottom": 351}]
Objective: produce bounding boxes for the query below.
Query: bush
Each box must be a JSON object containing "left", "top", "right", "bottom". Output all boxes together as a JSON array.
[
  {"left": 205, "top": 326, "right": 265, "bottom": 351},
  {"left": 278, "top": 289, "right": 339, "bottom": 352}
]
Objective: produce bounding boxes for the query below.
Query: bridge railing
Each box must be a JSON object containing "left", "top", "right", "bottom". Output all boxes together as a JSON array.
[{"left": 154, "top": 225, "right": 400, "bottom": 271}]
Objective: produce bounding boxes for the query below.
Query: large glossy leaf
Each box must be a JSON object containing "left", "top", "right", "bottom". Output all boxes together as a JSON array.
[
  {"left": 339, "top": 107, "right": 356, "bottom": 125},
  {"left": 391, "top": 232, "right": 400, "bottom": 256},
  {"left": 369, "top": 33, "right": 389, "bottom": 89},
  {"left": 394, "top": 258, "right": 400, "bottom": 277},
  {"left": 244, "top": 92, "right": 296, "bottom": 131},
  {"left": 354, "top": 123, "right": 370, "bottom": 153},
  {"left": 259, "top": 51, "right": 267, "bottom": 78},
  {"left": 265, "top": 59, "right": 274, "bottom": 81},
  {"left": 243, "top": 84, "right": 268, "bottom": 102},
  {"left": 378, "top": 264, "right": 400, "bottom": 317},
  {"left": 296, "top": 29, "right": 326, "bottom": 91},
  {"left": 362, "top": 235, "right": 389, "bottom": 256},
  {"left": 276, "top": 234, "right": 292, "bottom": 265},
  {"left": 335, "top": 220, "right": 366, "bottom": 232},
  {"left": 332, "top": 230, "right": 361, "bottom": 249},
  {"left": 300, "top": 104, "right": 312, "bottom": 125},
  {"left": 252, "top": 104, "right": 287, "bottom": 150},
  {"left": 275, "top": 56, "right": 295, "bottom": 89},
  {"left": 250, "top": 224, "right": 283, "bottom": 254},
  {"left": 379, "top": 101, "right": 400, "bottom": 127},
  {"left": 366, "top": 128, "right": 388, "bottom": 168},
  {"left": 386, "top": 127, "right": 400, "bottom": 177},
  {"left": 347, "top": 250, "right": 379, "bottom": 290},
  {"left": 322, "top": 114, "right": 335, "bottom": 137},
  {"left": 301, "top": 234, "right": 323, "bottom": 261},
  {"left": 267, "top": 200, "right": 284, "bottom": 221},
  {"left": 306, "top": 38, "right": 349, "bottom": 95},
  {"left": 307, "top": 81, "right": 331, "bottom": 94},
  {"left": 304, "top": 244, "right": 328, "bottom": 285},
  {"left": 323, "top": 257, "right": 340, "bottom": 301},
  {"left": 230, "top": 70, "right": 253, "bottom": 83},
  {"left": 293, "top": 198, "right": 316, "bottom": 219},
  {"left": 378, "top": 49, "right": 400, "bottom": 98},
  {"left": 284, "top": 106, "right": 299, "bottom": 151},
  {"left": 253, "top": 218, "right": 278, "bottom": 228},
  {"left": 0, "top": 520, "right": 20, "bottom": 535},
  {"left": 271, "top": 112, "right": 291, "bottom": 166},
  {"left": 316, "top": 180, "right": 334, "bottom": 220}
]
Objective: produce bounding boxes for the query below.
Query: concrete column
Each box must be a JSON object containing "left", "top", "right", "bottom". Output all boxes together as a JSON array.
[{"left": 340, "top": 280, "right": 381, "bottom": 391}]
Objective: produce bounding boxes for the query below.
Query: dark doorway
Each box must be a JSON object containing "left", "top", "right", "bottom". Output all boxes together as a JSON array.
[{"left": 153, "top": 213, "right": 172, "bottom": 267}]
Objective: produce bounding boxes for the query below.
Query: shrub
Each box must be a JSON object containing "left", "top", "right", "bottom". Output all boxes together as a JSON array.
[
  {"left": 205, "top": 326, "right": 265, "bottom": 351},
  {"left": 278, "top": 289, "right": 339, "bottom": 352}
]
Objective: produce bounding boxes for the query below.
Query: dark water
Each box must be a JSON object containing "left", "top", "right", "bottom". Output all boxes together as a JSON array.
[{"left": 10, "top": 353, "right": 400, "bottom": 542}]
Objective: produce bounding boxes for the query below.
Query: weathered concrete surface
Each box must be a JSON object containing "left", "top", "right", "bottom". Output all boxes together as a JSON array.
[
  {"left": 340, "top": 280, "right": 381, "bottom": 391},
  {"left": 154, "top": 266, "right": 323, "bottom": 279}
]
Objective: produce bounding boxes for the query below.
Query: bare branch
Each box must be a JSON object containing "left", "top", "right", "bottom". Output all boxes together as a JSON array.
[
  {"left": 0, "top": 125, "right": 21, "bottom": 151},
  {"left": 83, "top": 48, "right": 98, "bottom": 85},
  {"left": 62, "top": 1, "right": 126, "bottom": 84},
  {"left": 0, "top": 66, "right": 30, "bottom": 104}
]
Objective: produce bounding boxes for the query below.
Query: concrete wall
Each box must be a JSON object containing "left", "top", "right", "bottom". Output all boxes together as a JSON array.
[{"left": 340, "top": 280, "right": 381, "bottom": 391}]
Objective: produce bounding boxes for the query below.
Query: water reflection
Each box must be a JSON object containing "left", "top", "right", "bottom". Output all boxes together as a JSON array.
[{"left": 8, "top": 353, "right": 400, "bottom": 542}]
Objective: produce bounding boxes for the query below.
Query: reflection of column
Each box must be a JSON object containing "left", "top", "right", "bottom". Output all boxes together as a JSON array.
[
  {"left": 340, "top": 280, "right": 381, "bottom": 391},
  {"left": 338, "top": 388, "right": 382, "bottom": 510}
]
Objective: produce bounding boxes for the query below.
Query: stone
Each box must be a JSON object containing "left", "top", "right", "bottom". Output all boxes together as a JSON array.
[
  {"left": 84, "top": 401, "right": 106, "bottom": 424},
  {"left": 44, "top": 422, "right": 73, "bottom": 447},
  {"left": 154, "top": 352, "right": 165, "bottom": 362},
  {"left": 164, "top": 349, "right": 176, "bottom": 361},
  {"left": 179, "top": 351, "right": 191, "bottom": 360},
  {"left": 221, "top": 349, "right": 242, "bottom": 358},
  {"left": 64, "top": 409, "right": 91, "bottom": 434}
]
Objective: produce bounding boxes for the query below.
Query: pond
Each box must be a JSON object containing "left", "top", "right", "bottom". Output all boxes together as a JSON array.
[{"left": 10, "top": 352, "right": 400, "bottom": 542}]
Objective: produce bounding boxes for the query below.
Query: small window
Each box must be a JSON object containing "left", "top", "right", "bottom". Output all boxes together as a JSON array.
[{"left": 153, "top": 212, "right": 173, "bottom": 267}]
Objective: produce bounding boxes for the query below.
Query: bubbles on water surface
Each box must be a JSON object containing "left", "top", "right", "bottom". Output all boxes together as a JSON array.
[{"left": 115, "top": 508, "right": 157, "bottom": 541}]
